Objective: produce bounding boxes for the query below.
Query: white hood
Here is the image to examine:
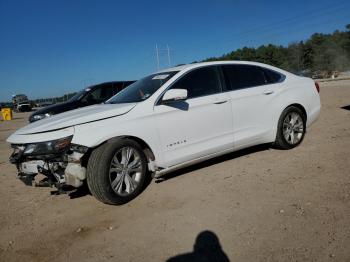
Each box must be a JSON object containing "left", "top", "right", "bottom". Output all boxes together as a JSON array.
[{"left": 16, "top": 103, "right": 136, "bottom": 135}]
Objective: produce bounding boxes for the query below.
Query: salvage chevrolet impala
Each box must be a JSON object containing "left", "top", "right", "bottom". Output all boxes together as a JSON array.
[{"left": 7, "top": 61, "right": 321, "bottom": 205}]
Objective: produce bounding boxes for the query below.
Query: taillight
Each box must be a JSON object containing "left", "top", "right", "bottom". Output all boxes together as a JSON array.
[{"left": 315, "top": 82, "right": 320, "bottom": 93}]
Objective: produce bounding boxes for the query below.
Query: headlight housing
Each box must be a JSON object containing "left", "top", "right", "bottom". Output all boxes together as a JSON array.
[
  {"left": 23, "top": 136, "right": 73, "bottom": 155},
  {"left": 31, "top": 112, "right": 53, "bottom": 122}
]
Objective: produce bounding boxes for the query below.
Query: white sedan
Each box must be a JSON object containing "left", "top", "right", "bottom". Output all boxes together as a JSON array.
[{"left": 7, "top": 61, "right": 321, "bottom": 205}]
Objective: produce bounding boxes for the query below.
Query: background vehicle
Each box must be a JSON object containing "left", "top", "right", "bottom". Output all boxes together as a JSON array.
[
  {"left": 7, "top": 61, "right": 321, "bottom": 205},
  {"left": 29, "top": 81, "right": 135, "bottom": 122},
  {"left": 12, "top": 94, "right": 32, "bottom": 112}
]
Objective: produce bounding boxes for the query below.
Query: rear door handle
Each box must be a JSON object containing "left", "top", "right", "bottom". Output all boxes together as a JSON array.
[
  {"left": 214, "top": 100, "right": 228, "bottom": 105},
  {"left": 263, "top": 91, "right": 274, "bottom": 95}
]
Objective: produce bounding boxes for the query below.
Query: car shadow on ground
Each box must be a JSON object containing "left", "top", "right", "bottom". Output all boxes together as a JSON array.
[
  {"left": 67, "top": 182, "right": 91, "bottom": 199},
  {"left": 155, "top": 143, "right": 271, "bottom": 183},
  {"left": 340, "top": 105, "right": 350, "bottom": 111},
  {"left": 166, "top": 230, "right": 230, "bottom": 262}
]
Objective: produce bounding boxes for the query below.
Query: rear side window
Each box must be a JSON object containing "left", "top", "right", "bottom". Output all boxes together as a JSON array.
[
  {"left": 263, "top": 68, "right": 284, "bottom": 84},
  {"left": 170, "top": 66, "right": 222, "bottom": 99},
  {"left": 222, "top": 65, "right": 267, "bottom": 90}
]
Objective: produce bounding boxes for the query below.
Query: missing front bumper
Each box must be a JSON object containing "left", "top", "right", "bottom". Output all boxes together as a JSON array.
[{"left": 12, "top": 153, "right": 87, "bottom": 192}]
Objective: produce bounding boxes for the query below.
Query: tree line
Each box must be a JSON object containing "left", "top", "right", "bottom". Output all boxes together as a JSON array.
[{"left": 201, "top": 24, "right": 350, "bottom": 76}]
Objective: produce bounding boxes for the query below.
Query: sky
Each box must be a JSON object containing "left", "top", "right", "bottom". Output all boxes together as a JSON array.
[{"left": 0, "top": 0, "right": 349, "bottom": 101}]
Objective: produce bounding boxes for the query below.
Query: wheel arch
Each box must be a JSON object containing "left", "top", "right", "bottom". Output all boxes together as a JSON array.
[
  {"left": 115, "top": 135, "right": 156, "bottom": 162},
  {"left": 80, "top": 135, "right": 157, "bottom": 171},
  {"left": 284, "top": 103, "right": 307, "bottom": 122}
]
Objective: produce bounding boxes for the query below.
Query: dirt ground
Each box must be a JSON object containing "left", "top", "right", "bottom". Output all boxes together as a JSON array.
[{"left": 0, "top": 80, "right": 349, "bottom": 262}]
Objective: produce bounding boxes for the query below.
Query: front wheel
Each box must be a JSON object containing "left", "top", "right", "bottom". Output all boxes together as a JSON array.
[
  {"left": 86, "top": 139, "right": 148, "bottom": 205},
  {"left": 274, "top": 106, "right": 306, "bottom": 149}
]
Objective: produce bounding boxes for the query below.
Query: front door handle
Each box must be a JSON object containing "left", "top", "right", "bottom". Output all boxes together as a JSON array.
[{"left": 214, "top": 100, "right": 228, "bottom": 105}]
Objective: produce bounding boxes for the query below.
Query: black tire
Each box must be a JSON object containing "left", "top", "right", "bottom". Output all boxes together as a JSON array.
[
  {"left": 274, "top": 106, "right": 306, "bottom": 150},
  {"left": 86, "top": 138, "right": 148, "bottom": 205}
]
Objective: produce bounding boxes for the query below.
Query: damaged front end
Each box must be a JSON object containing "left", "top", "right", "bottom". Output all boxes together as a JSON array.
[{"left": 10, "top": 136, "right": 89, "bottom": 194}]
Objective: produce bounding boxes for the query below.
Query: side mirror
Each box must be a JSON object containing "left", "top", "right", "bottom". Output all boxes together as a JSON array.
[{"left": 162, "top": 89, "right": 188, "bottom": 103}]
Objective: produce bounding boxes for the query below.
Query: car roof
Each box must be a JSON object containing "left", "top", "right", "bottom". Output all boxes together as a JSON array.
[
  {"left": 156, "top": 60, "right": 293, "bottom": 76},
  {"left": 87, "top": 81, "right": 136, "bottom": 89}
]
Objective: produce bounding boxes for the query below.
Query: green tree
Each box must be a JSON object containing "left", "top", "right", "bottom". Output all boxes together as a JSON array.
[{"left": 199, "top": 23, "right": 350, "bottom": 74}]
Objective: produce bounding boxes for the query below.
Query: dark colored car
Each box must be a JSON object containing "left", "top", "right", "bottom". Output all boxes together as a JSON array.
[
  {"left": 36, "top": 101, "right": 54, "bottom": 107},
  {"left": 29, "top": 81, "right": 135, "bottom": 122}
]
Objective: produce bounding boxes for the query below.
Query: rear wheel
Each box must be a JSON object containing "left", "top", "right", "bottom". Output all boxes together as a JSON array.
[
  {"left": 274, "top": 106, "right": 306, "bottom": 149},
  {"left": 87, "top": 138, "right": 148, "bottom": 205}
]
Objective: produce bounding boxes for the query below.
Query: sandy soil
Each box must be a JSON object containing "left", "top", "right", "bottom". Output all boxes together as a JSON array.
[{"left": 0, "top": 80, "right": 349, "bottom": 262}]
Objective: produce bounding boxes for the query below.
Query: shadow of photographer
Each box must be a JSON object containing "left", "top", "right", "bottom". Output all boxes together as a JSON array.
[{"left": 166, "top": 230, "right": 230, "bottom": 262}]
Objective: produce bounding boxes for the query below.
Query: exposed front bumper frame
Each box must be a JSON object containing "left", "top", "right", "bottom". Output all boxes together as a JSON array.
[{"left": 10, "top": 147, "right": 88, "bottom": 193}]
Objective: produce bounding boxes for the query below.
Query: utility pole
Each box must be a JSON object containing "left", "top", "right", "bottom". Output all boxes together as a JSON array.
[
  {"left": 155, "top": 44, "right": 172, "bottom": 70},
  {"left": 166, "top": 44, "right": 171, "bottom": 67},
  {"left": 156, "top": 44, "right": 160, "bottom": 71}
]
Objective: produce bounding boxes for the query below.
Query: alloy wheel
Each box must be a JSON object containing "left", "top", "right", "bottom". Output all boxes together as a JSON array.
[
  {"left": 282, "top": 112, "right": 304, "bottom": 145},
  {"left": 109, "top": 146, "right": 143, "bottom": 196}
]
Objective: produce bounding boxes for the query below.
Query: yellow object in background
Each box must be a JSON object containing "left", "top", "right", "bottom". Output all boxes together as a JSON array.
[{"left": 1, "top": 108, "right": 13, "bottom": 121}]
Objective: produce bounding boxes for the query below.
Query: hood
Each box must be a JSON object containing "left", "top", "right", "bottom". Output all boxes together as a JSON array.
[{"left": 16, "top": 103, "right": 137, "bottom": 135}]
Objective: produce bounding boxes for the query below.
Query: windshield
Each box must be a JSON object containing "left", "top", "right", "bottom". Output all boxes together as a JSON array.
[
  {"left": 68, "top": 88, "right": 91, "bottom": 102},
  {"left": 107, "top": 71, "right": 179, "bottom": 104}
]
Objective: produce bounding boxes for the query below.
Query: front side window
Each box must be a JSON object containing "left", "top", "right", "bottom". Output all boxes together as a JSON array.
[
  {"left": 222, "top": 64, "right": 267, "bottom": 90},
  {"left": 170, "top": 66, "right": 222, "bottom": 99},
  {"left": 99, "top": 86, "right": 115, "bottom": 101},
  {"left": 81, "top": 86, "right": 114, "bottom": 103},
  {"left": 81, "top": 88, "right": 101, "bottom": 104},
  {"left": 108, "top": 71, "right": 178, "bottom": 104},
  {"left": 112, "top": 82, "right": 132, "bottom": 93}
]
